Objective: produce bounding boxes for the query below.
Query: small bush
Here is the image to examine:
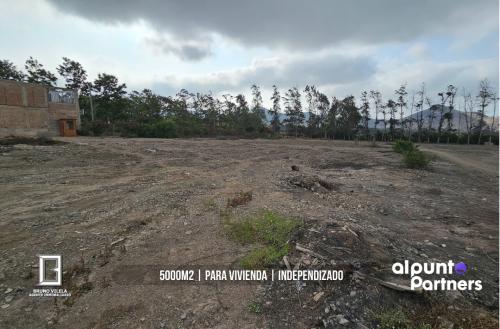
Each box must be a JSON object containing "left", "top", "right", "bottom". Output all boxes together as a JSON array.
[
  {"left": 403, "top": 149, "right": 430, "bottom": 169},
  {"left": 248, "top": 298, "right": 263, "bottom": 314},
  {"left": 373, "top": 309, "right": 411, "bottom": 329},
  {"left": 240, "top": 245, "right": 288, "bottom": 269},
  {"left": 393, "top": 140, "right": 416, "bottom": 154},
  {"left": 392, "top": 140, "right": 430, "bottom": 169},
  {"left": 224, "top": 211, "right": 300, "bottom": 269}
]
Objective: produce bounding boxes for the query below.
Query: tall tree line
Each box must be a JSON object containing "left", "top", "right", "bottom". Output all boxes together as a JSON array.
[{"left": 0, "top": 57, "right": 497, "bottom": 144}]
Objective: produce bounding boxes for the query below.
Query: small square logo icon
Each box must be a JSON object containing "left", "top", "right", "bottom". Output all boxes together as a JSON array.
[{"left": 38, "top": 255, "right": 62, "bottom": 286}]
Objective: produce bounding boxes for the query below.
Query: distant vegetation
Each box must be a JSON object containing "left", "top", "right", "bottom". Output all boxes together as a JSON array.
[{"left": 0, "top": 57, "right": 498, "bottom": 144}]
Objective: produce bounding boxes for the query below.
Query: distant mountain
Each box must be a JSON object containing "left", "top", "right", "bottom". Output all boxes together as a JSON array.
[
  {"left": 382, "top": 105, "right": 497, "bottom": 131},
  {"left": 263, "top": 108, "right": 309, "bottom": 123},
  {"left": 262, "top": 106, "right": 497, "bottom": 132}
]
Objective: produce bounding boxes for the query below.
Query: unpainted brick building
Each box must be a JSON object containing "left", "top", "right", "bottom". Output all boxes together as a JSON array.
[{"left": 0, "top": 79, "right": 80, "bottom": 137}]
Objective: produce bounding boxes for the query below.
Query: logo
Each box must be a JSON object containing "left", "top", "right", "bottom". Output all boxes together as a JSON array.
[
  {"left": 392, "top": 260, "right": 481, "bottom": 291},
  {"left": 38, "top": 255, "right": 62, "bottom": 286},
  {"left": 29, "top": 255, "right": 71, "bottom": 297},
  {"left": 454, "top": 262, "right": 467, "bottom": 275}
]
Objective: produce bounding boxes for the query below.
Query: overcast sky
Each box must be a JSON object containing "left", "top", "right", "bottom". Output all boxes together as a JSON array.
[{"left": 1, "top": 0, "right": 499, "bottom": 112}]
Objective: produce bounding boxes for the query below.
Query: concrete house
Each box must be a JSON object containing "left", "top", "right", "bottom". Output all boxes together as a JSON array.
[{"left": 0, "top": 79, "right": 80, "bottom": 137}]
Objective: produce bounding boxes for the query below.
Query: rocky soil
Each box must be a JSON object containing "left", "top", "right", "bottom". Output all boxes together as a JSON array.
[{"left": 0, "top": 137, "right": 498, "bottom": 328}]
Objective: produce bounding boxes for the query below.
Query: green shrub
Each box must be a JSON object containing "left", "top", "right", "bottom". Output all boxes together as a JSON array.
[
  {"left": 142, "top": 119, "right": 177, "bottom": 138},
  {"left": 373, "top": 309, "right": 411, "bottom": 329},
  {"left": 248, "top": 298, "right": 263, "bottom": 314},
  {"left": 224, "top": 211, "right": 300, "bottom": 269},
  {"left": 403, "top": 149, "right": 430, "bottom": 168},
  {"left": 393, "top": 140, "right": 416, "bottom": 154},
  {"left": 240, "top": 245, "right": 288, "bottom": 269}
]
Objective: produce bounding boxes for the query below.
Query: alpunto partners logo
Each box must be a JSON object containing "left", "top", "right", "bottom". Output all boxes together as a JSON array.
[
  {"left": 392, "top": 260, "right": 482, "bottom": 291},
  {"left": 29, "top": 255, "right": 71, "bottom": 297}
]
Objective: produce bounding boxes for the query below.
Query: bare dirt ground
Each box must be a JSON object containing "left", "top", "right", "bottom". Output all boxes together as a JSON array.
[{"left": 0, "top": 137, "right": 498, "bottom": 329}]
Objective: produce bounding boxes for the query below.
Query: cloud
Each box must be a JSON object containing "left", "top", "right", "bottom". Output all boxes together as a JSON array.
[
  {"left": 46, "top": 0, "right": 498, "bottom": 52},
  {"left": 144, "top": 35, "right": 213, "bottom": 61},
  {"left": 407, "top": 43, "right": 430, "bottom": 61},
  {"left": 150, "top": 50, "right": 377, "bottom": 95}
]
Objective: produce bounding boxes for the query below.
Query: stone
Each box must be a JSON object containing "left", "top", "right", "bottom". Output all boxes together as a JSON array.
[{"left": 336, "top": 314, "right": 349, "bottom": 325}]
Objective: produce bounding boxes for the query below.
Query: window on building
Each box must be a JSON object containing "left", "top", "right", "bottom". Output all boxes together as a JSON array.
[{"left": 48, "top": 89, "right": 76, "bottom": 104}]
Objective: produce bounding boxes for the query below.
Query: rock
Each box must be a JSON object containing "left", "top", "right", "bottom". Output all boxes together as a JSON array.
[
  {"left": 313, "top": 291, "right": 324, "bottom": 302},
  {"left": 350, "top": 290, "right": 356, "bottom": 297},
  {"left": 185, "top": 230, "right": 192, "bottom": 235},
  {"left": 5, "top": 295, "right": 13, "bottom": 303},
  {"left": 4, "top": 288, "right": 12, "bottom": 294},
  {"left": 1, "top": 304, "right": 9, "bottom": 309},
  {"left": 291, "top": 165, "right": 299, "bottom": 171},
  {"left": 336, "top": 314, "right": 349, "bottom": 325},
  {"left": 180, "top": 312, "right": 187, "bottom": 320},
  {"left": 441, "top": 244, "right": 446, "bottom": 248}
]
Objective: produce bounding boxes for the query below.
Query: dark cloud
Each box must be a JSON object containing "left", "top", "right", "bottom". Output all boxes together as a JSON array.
[
  {"left": 47, "top": 0, "right": 498, "bottom": 50},
  {"left": 144, "top": 36, "right": 212, "bottom": 61}
]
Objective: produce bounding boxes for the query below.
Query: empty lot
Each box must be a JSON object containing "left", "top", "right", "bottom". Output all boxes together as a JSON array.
[{"left": 0, "top": 138, "right": 498, "bottom": 328}]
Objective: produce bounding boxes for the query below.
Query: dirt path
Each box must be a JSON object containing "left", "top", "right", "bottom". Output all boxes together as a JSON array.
[{"left": 420, "top": 144, "right": 499, "bottom": 177}]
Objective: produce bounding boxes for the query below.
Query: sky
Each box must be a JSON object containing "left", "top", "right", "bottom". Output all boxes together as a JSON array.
[{"left": 1, "top": 0, "right": 499, "bottom": 114}]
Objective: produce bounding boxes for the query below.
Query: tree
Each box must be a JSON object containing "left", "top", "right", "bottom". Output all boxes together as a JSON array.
[
  {"left": 284, "top": 87, "right": 304, "bottom": 137},
  {"left": 0, "top": 60, "right": 25, "bottom": 81},
  {"left": 381, "top": 102, "right": 388, "bottom": 141},
  {"left": 360, "top": 91, "right": 370, "bottom": 137},
  {"left": 250, "top": 84, "right": 265, "bottom": 122},
  {"left": 92, "top": 73, "right": 127, "bottom": 123},
  {"left": 408, "top": 92, "right": 415, "bottom": 140},
  {"left": 269, "top": 85, "right": 281, "bottom": 134},
  {"left": 370, "top": 90, "right": 382, "bottom": 136},
  {"left": 395, "top": 84, "right": 408, "bottom": 137},
  {"left": 386, "top": 99, "right": 397, "bottom": 139},
  {"left": 24, "top": 56, "right": 57, "bottom": 86},
  {"left": 175, "top": 88, "right": 194, "bottom": 113},
  {"left": 220, "top": 94, "right": 236, "bottom": 131},
  {"left": 304, "top": 85, "right": 319, "bottom": 131},
  {"left": 128, "top": 89, "right": 166, "bottom": 124},
  {"left": 200, "top": 93, "right": 219, "bottom": 134},
  {"left": 416, "top": 83, "right": 426, "bottom": 142},
  {"left": 316, "top": 92, "right": 330, "bottom": 138},
  {"left": 490, "top": 94, "right": 498, "bottom": 143},
  {"left": 327, "top": 97, "right": 340, "bottom": 139},
  {"left": 444, "top": 85, "right": 457, "bottom": 143},
  {"left": 57, "top": 57, "right": 87, "bottom": 91},
  {"left": 462, "top": 89, "right": 474, "bottom": 144},
  {"left": 436, "top": 84, "right": 455, "bottom": 143},
  {"left": 337, "top": 96, "right": 361, "bottom": 140},
  {"left": 476, "top": 79, "right": 493, "bottom": 144},
  {"left": 425, "top": 97, "right": 434, "bottom": 143}
]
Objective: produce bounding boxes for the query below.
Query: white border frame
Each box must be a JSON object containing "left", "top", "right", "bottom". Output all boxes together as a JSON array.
[{"left": 38, "top": 255, "right": 62, "bottom": 286}]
